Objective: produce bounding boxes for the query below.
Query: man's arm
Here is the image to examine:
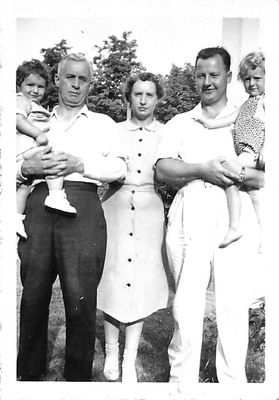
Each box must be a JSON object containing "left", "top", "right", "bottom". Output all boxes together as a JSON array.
[
  {"left": 53, "top": 152, "right": 128, "bottom": 183},
  {"left": 222, "top": 160, "right": 265, "bottom": 190},
  {"left": 155, "top": 156, "right": 240, "bottom": 188}
]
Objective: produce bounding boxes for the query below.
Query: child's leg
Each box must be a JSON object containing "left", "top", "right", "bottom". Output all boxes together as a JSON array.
[
  {"left": 219, "top": 184, "right": 243, "bottom": 248},
  {"left": 17, "top": 184, "right": 31, "bottom": 214},
  {"left": 44, "top": 177, "right": 77, "bottom": 214},
  {"left": 19, "top": 145, "right": 45, "bottom": 160},
  {"left": 248, "top": 189, "right": 263, "bottom": 252},
  {"left": 16, "top": 184, "right": 32, "bottom": 239},
  {"left": 219, "top": 150, "right": 257, "bottom": 248}
]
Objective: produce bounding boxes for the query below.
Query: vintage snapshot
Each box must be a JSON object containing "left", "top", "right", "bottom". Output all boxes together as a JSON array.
[{"left": 1, "top": 0, "right": 279, "bottom": 399}]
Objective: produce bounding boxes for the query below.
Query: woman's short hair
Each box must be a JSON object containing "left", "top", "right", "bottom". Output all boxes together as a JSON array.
[
  {"left": 57, "top": 53, "right": 93, "bottom": 80},
  {"left": 123, "top": 72, "right": 165, "bottom": 103},
  {"left": 238, "top": 52, "right": 265, "bottom": 81},
  {"left": 16, "top": 59, "right": 49, "bottom": 88}
]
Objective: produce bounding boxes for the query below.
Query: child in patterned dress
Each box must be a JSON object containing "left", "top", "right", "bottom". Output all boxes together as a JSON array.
[
  {"left": 17, "top": 60, "right": 76, "bottom": 239},
  {"left": 195, "top": 52, "right": 265, "bottom": 249}
]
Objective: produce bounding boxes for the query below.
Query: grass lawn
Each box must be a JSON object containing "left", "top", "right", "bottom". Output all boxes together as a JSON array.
[{"left": 16, "top": 266, "right": 265, "bottom": 383}]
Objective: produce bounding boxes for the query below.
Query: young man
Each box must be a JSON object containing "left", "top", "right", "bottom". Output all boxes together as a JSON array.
[
  {"left": 155, "top": 47, "right": 264, "bottom": 384},
  {"left": 17, "top": 53, "right": 127, "bottom": 381}
]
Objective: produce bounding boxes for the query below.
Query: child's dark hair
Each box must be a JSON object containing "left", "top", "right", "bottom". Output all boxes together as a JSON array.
[
  {"left": 238, "top": 52, "right": 265, "bottom": 81},
  {"left": 16, "top": 59, "right": 49, "bottom": 88}
]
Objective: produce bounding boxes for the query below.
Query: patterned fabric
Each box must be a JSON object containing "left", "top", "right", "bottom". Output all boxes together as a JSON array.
[{"left": 233, "top": 95, "right": 265, "bottom": 156}]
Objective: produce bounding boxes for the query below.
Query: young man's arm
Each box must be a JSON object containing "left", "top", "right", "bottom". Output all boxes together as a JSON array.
[{"left": 155, "top": 156, "right": 240, "bottom": 188}]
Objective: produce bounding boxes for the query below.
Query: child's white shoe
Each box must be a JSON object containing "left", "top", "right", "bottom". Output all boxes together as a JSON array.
[
  {"left": 44, "top": 190, "right": 77, "bottom": 215},
  {"left": 103, "top": 343, "right": 119, "bottom": 381},
  {"left": 17, "top": 214, "right": 27, "bottom": 239}
]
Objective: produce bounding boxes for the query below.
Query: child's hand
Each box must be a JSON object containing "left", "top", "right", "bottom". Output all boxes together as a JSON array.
[
  {"left": 36, "top": 132, "right": 49, "bottom": 146},
  {"left": 192, "top": 117, "right": 211, "bottom": 128}
]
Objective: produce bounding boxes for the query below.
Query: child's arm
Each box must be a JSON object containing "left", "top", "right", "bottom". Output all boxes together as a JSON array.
[
  {"left": 194, "top": 109, "right": 239, "bottom": 129},
  {"left": 17, "top": 113, "right": 49, "bottom": 146}
]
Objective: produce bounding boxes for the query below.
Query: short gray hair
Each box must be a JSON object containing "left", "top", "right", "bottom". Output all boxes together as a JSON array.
[{"left": 57, "top": 53, "right": 93, "bottom": 80}]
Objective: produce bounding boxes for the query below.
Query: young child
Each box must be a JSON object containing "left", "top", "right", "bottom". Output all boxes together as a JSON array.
[
  {"left": 17, "top": 59, "right": 76, "bottom": 239},
  {"left": 195, "top": 52, "right": 265, "bottom": 249}
]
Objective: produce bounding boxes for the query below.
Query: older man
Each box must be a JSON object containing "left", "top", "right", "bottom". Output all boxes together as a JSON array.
[
  {"left": 155, "top": 47, "right": 264, "bottom": 384},
  {"left": 17, "top": 53, "right": 127, "bottom": 381}
]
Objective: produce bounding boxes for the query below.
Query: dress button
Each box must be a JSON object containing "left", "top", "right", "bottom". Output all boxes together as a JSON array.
[
  {"left": 137, "top": 170, "right": 141, "bottom": 173},
  {"left": 126, "top": 283, "right": 131, "bottom": 287},
  {"left": 128, "top": 258, "right": 132, "bottom": 262},
  {"left": 129, "top": 232, "right": 133, "bottom": 236},
  {"left": 139, "top": 138, "right": 143, "bottom": 142},
  {"left": 138, "top": 153, "right": 142, "bottom": 157},
  {"left": 131, "top": 206, "right": 135, "bottom": 210},
  {"left": 131, "top": 190, "right": 135, "bottom": 194},
  {"left": 139, "top": 127, "right": 143, "bottom": 131}
]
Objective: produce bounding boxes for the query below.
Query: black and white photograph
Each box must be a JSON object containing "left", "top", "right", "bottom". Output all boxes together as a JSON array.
[{"left": 1, "top": 0, "right": 279, "bottom": 399}]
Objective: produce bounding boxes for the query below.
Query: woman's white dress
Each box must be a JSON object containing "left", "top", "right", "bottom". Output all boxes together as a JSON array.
[{"left": 97, "top": 119, "right": 169, "bottom": 323}]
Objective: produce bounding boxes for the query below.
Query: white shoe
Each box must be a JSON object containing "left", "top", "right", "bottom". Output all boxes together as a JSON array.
[
  {"left": 103, "top": 343, "right": 119, "bottom": 381},
  {"left": 44, "top": 190, "right": 77, "bottom": 215},
  {"left": 122, "top": 349, "right": 137, "bottom": 383},
  {"left": 17, "top": 214, "right": 27, "bottom": 239}
]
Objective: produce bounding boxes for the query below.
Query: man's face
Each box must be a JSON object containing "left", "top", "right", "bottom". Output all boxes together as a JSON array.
[
  {"left": 19, "top": 73, "right": 46, "bottom": 104},
  {"left": 55, "top": 60, "right": 91, "bottom": 108},
  {"left": 195, "top": 54, "right": 232, "bottom": 106},
  {"left": 130, "top": 80, "right": 158, "bottom": 121},
  {"left": 242, "top": 66, "right": 265, "bottom": 97}
]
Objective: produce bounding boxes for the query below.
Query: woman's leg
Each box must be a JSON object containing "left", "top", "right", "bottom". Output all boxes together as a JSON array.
[
  {"left": 103, "top": 313, "right": 120, "bottom": 381},
  {"left": 122, "top": 320, "right": 144, "bottom": 383}
]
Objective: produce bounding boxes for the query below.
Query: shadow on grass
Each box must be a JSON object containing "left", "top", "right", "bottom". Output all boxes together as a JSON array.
[{"left": 17, "top": 274, "right": 265, "bottom": 383}]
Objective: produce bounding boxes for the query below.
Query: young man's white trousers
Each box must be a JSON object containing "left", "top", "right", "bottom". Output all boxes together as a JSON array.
[{"left": 166, "top": 181, "right": 263, "bottom": 384}]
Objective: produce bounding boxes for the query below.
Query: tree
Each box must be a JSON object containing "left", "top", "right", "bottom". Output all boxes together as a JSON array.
[
  {"left": 156, "top": 63, "right": 200, "bottom": 123},
  {"left": 40, "top": 39, "right": 72, "bottom": 110},
  {"left": 88, "top": 31, "right": 145, "bottom": 121}
]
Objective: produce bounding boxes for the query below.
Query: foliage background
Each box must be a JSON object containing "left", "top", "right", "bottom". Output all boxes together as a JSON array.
[{"left": 39, "top": 33, "right": 200, "bottom": 123}]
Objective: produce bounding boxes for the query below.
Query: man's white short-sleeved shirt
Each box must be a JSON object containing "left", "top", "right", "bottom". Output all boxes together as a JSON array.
[{"left": 156, "top": 102, "right": 237, "bottom": 163}]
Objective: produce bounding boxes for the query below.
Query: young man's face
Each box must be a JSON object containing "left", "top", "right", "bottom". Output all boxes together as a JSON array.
[
  {"left": 130, "top": 80, "right": 158, "bottom": 121},
  {"left": 55, "top": 60, "right": 91, "bottom": 108},
  {"left": 242, "top": 66, "right": 265, "bottom": 97},
  {"left": 195, "top": 54, "right": 232, "bottom": 107},
  {"left": 19, "top": 73, "right": 46, "bottom": 104}
]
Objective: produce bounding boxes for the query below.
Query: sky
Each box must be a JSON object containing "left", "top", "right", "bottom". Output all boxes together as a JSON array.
[
  {"left": 16, "top": 16, "right": 224, "bottom": 75},
  {"left": 13, "top": 0, "right": 278, "bottom": 76}
]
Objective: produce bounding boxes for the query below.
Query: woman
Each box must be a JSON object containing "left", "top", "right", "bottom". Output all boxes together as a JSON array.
[{"left": 97, "top": 72, "right": 169, "bottom": 383}]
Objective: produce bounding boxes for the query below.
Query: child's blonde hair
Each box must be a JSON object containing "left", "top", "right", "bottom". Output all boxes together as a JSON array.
[{"left": 238, "top": 51, "right": 265, "bottom": 81}]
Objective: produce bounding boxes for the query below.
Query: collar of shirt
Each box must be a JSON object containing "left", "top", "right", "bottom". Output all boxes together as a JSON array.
[
  {"left": 50, "top": 104, "right": 89, "bottom": 131},
  {"left": 188, "top": 101, "right": 237, "bottom": 119},
  {"left": 124, "top": 118, "right": 161, "bottom": 132}
]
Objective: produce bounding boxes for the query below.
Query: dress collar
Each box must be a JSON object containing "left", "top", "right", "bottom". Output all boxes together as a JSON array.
[{"left": 124, "top": 118, "right": 160, "bottom": 132}]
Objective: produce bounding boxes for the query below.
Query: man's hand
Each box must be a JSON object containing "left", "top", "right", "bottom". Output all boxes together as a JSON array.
[
  {"left": 202, "top": 156, "right": 240, "bottom": 187},
  {"left": 42, "top": 151, "right": 84, "bottom": 178},
  {"left": 21, "top": 146, "right": 83, "bottom": 179}
]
